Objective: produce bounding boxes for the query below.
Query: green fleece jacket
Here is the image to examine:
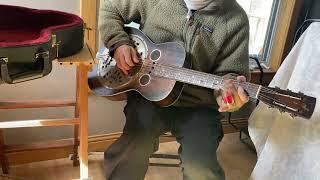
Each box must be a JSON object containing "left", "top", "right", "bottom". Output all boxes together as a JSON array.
[{"left": 99, "top": 0, "right": 250, "bottom": 107}]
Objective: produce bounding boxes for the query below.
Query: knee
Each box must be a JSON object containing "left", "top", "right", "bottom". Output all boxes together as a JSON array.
[
  {"left": 123, "top": 98, "right": 163, "bottom": 137},
  {"left": 104, "top": 134, "right": 156, "bottom": 160},
  {"left": 179, "top": 142, "right": 225, "bottom": 179},
  {"left": 181, "top": 153, "right": 225, "bottom": 180},
  {"left": 182, "top": 163, "right": 225, "bottom": 180}
]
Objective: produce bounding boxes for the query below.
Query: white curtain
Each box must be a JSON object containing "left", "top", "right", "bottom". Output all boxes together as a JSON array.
[{"left": 249, "top": 22, "right": 320, "bottom": 180}]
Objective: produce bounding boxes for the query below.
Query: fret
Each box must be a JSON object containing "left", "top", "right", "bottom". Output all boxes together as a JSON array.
[
  {"left": 151, "top": 65, "right": 260, "bottom": 99},
  {"left": 181, "top": 74, "right": 187, "bottom": 82},
  {"left": 246, "top": 83, "right": 250, "bottom": 93},
  {"left": 204, "top": 74, "right": 210, "bottom": 87},
  {"left": 210, "top": 81, "right": 215, "bottom": 89},
  {"left": 219, "top": 78, "right": 224, "bottom": 89},
  {"left": 255, "top": 85, "right": 262, "bottom": 99}
]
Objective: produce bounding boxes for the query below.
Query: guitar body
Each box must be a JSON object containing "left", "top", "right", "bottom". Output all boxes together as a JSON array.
[{"left": 88, "top": 27, "right": 187, "bottom": 106}]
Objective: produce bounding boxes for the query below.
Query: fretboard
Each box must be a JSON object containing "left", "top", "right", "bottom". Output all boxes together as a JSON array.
[{"left": 151, "top": 64, "right": 261, "bottom": 99}]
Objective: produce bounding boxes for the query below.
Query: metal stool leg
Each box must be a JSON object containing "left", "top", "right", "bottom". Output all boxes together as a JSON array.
[{"left": 149, "top": 136, "right": 181, "bottom": 168}]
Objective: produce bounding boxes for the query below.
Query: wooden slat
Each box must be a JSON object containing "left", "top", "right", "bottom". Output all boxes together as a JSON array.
[
  {"left": 77, "top": 64, "right": 89, "bottom": 179},
  {"left": 89, "top": 132, "right": 122, "bottom": 142},
  {"left": 7, "top": 147, "right": 74, "bottom": 165},
  {"left": 0, "top": 118, "right": 80, "bottom": 129},
  {"left": 0, "top": 100, "right": 76, "bottom": 109},
  {"left": 4, "top": 139, "right": 74, "bottom": 153}
]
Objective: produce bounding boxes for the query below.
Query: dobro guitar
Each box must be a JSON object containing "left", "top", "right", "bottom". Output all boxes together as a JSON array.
[{"left": 88, "top": 27, "right": 316, "bottom": 119}]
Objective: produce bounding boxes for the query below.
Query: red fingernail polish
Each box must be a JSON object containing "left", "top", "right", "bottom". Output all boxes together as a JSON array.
[{"left": 223, "top": 95, "right": 234, "bottom": 104}]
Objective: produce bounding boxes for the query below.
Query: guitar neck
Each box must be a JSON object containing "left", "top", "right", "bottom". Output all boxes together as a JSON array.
[{"left": 151, "top": 64, "right": 261, "bottom": 99}]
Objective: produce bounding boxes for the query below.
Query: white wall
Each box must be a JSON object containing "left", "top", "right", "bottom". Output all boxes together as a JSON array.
[
  {"left": 0, "top": 0, "right": 125, "bottom": 145},
  {"left": 0, "top": 0, "right": 80, "bottom": 15}
]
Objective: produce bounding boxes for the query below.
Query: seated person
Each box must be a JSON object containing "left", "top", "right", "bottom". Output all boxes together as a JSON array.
[{"left": 99, "top": 0, "right": 250, "bottom": 179}]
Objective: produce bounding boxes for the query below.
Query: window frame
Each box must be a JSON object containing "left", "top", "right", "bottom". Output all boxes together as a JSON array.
[
  {"left": 259, "top": 0, "right": 281, "bottom": 64},
  {"left": 267, "top": 0, "right": 303, "bottom": 72}
]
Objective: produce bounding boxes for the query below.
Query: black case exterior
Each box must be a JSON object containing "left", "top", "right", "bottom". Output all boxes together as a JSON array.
[{"left": 0, "top": 18, "right": 84, "bottom": 84}]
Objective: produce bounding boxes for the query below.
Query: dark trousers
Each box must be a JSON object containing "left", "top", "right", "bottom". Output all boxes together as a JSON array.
[{"left": 104, "top": 95, "right": 225, "bottom": 180}]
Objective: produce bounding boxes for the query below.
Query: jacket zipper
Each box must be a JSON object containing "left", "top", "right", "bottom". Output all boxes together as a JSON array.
[
  {"left": 190, "top": 22, "right": 201, "bottom": 50},
  {"left": 184, "top": 13, "right": 194, "bottom": 53},
  {"left": 183, "top": 11, "right": 202, "bottom": 70}
]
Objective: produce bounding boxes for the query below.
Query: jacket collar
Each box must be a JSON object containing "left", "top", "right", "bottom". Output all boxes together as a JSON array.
[
  {"left": 180, "top": 0, "right": 224, "bottom": 11},
  {"left": 204, "top": 0, "right": 223, "bottom": 9}
]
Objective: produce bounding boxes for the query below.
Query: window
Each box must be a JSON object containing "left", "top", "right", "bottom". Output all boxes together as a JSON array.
[{"left": 237, "top": 0, "right": 281, "bottom": 68}]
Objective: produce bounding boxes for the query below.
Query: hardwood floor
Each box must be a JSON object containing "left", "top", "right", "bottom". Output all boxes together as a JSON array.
[{"left": 2, "top": 133, "right": 257, "bottom": 180}]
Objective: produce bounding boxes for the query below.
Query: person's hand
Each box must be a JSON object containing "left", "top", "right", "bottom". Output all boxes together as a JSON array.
[
  {"left": 216, "top": 76, "right": 249, "bottom": 112},
  {"left": 113, "top": 45, "right": 139, "bottom": 75}
]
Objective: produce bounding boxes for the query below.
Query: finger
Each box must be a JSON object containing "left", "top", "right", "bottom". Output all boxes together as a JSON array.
[
  {"left": 238, "top": 86, "right": 249, "bottom": 102},
  {"left": 216, "top": 95, "right": 224, "bottom": 107},
  {"left": 218, "top": 94, "right": 240, "bottom": 112},
  {"left": 119, "top": 55, "right": 131, "bottom": 71},
  {"left": 219, "top": 105, "right": 230, "bottom": 112},
  {"left": 236, "top": 76, "right": 246, "bottom": 83},
  {"left": 217, "top": 96, "right": 229, "bottom": 112},
  {"left": 224, "top": 82, "right": 237, "bottom": 98},
  {"left": 131, "top": 48, "right": 139, "bottom": 63},
  {"left": 224, "top": 79, "right": 233, "bottom": 86},
  {"left": 118, "top": 64, "right": 128, "bottom": 75},
  {"left": 116, "top": 64, "right": 128, "bottom": 75},
  {"left": 222, "top": 89, "right": 234, "bottom": 105},
  {"left": 224, "top": 79, "right": 236, "bottom": 91},
  {"left": 115, "top": 56, "right": 128, "bottom": 75},
  {"left": 123, "top": 50, "right": 135, "bottom": 67},
  {"left": 120, "top": 68, "right": 128, "bottom": 75}
]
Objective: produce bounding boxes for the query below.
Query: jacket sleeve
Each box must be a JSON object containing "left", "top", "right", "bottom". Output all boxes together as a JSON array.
[
  {"left": 98, "top": 0, "right": 149, "bottom": 51},
  {"left": 214, "top": 13, "right": 250, "bottom": 82}
]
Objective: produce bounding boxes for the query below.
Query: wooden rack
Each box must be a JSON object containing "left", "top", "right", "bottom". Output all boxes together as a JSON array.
[{"left": 0, "top": 44, "right": 94, "bottom": 180}]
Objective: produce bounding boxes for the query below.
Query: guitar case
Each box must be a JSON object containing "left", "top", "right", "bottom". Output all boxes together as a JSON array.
[{"left": 0, "top": 5, "right": 84, "bottom": 84}]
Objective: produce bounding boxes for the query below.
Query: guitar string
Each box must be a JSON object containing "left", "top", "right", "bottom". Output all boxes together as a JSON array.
[
  {"left": 133, "top": 66, "right": 282, "bottom": 104},
  {"left": 141, "top": 63, "right": 280, "bottom": 96},
  {"left": 119, "top": 61, "right": 280, "bottom": 98},
  {"left": 128, "top": 61, "right": 262, "bottom": 92},
  {"left": 137, "top": 61, "right": 283, "bottom": 95},
  {"left": 100, "top": 57, "right": 306, "bottom": 113},
  {"left": 102, "top": 62, "right": 301, "bottom": 110},
  {"left": 104, "top": 60, "right": 282, "bottom": 96},
  {"left": 133, "top": 62, "right": 282, "bottom": 97},
  {"left": 138, "top": 65, "right": 289, "bottom": 107}
]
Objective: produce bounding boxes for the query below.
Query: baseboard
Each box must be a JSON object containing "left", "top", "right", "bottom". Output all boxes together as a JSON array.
[{"left": 6, "top": 119, "right": 247, "bottom": 166}]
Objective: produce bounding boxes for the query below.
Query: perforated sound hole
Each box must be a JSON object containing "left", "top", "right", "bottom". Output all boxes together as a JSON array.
[
  {"left": 130, "top": 34, "right": 148, "bottom": 60},
  {"left": 150, "top": 49, "right": 161, "bottom": 61},
  {"left": 103, "top": 68, "right": 123, "bottom": 84},
  {"left": 139, "top": 74, "right": 150, "bottom": 86}
]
